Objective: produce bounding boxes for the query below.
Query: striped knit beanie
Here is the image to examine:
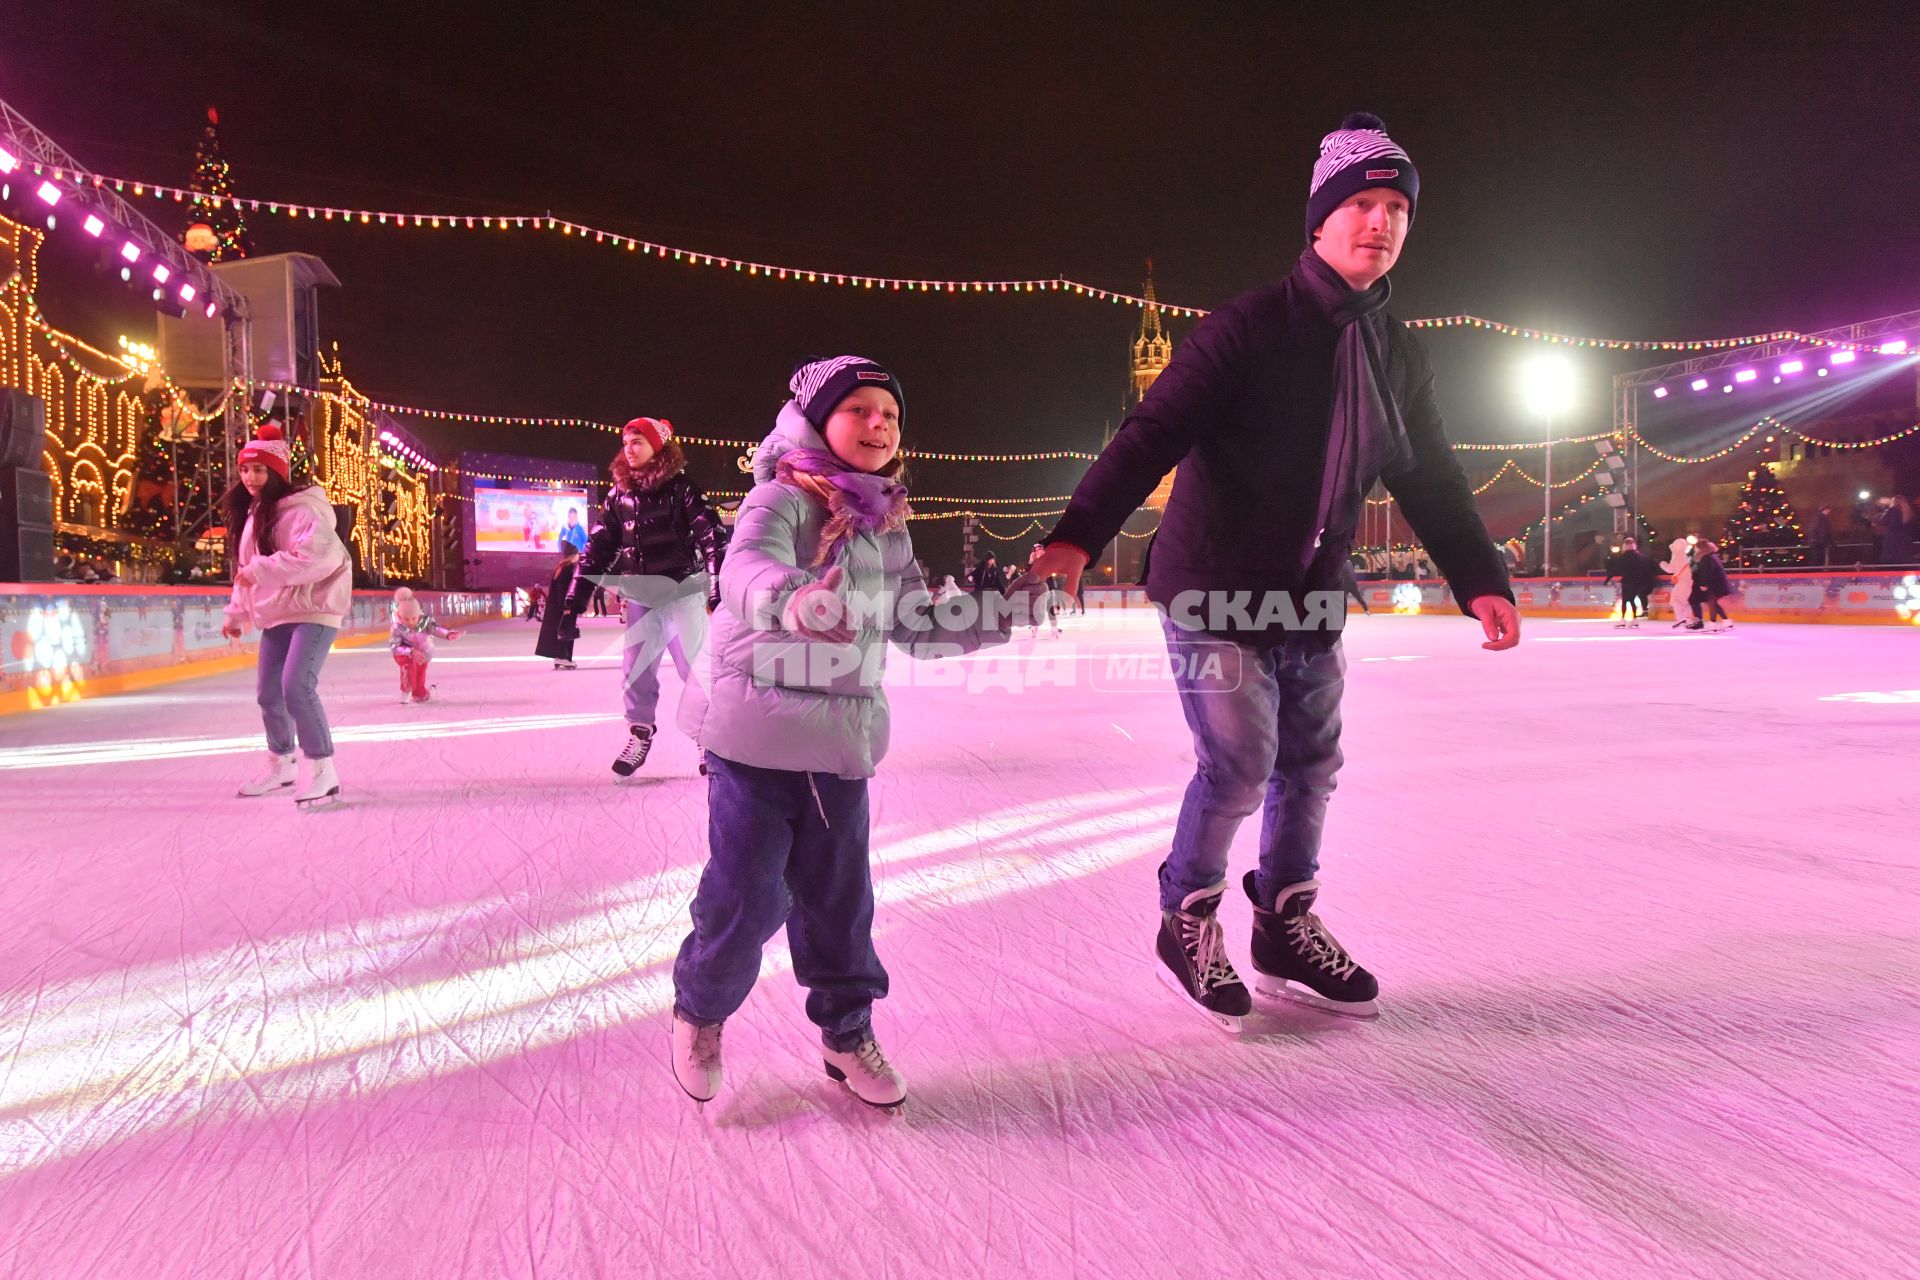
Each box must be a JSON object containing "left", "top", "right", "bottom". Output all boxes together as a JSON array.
[
  {"left": 788, "top": 355, "right": 904, "bottom": 431},
  {"left": 1305, "top": 112, "right": 1419, "bottom": 242}
]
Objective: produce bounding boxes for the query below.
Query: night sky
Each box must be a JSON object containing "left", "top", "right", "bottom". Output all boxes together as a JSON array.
[{"left": 9, "top": 2, "right": 1920, "bottom": 560}]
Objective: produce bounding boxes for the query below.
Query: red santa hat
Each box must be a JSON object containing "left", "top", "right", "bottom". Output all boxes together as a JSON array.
[{"left": 237, "top": 422, "right": 292, "bottom": 484}]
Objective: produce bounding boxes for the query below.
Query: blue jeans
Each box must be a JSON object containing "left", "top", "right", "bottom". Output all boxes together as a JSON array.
[
  {"left": 1159, "top": 617, "right": 1346, "bottom": 911},
  {"left": 673, "top": 753, "right": 888, "bottom": 1051},
  {"left": 256, "top": 622, "right": 338, "bottom": 758},
  {"left": 621, "top": 575, "right": 708, "bottom": 727}
]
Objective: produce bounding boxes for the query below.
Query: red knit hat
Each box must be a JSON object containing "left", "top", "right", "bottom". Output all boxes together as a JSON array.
[
  {"left": 622, "top": 417, "right": 673, "bottom": 453},
  {"left": 237, "top": 422, "right": 292, "bottom": 484}
]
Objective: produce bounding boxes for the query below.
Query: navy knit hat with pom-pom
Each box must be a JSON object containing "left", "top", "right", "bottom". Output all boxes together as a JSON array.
[{"left": 1305, "top": 111, "right": 1419, "bottom": 241}]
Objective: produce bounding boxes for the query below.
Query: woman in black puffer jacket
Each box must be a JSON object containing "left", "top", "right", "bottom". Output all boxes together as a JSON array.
[{"left": 563, "top": 417, "right": 727, "bottom": 775}]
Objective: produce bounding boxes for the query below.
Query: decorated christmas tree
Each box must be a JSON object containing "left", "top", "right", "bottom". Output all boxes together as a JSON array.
[
  {"left": 183, "top": 107, "right": 250, "bottom": 262},
  {"left": 1722, "top": 463, "right": 1805, "bottom": 567},
  {"left": 121, "top": 398, "right": 183, "bottom": 541}
]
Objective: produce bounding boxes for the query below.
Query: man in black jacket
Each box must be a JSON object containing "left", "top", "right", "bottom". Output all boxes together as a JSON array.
[
  {"left": 1603, "top": 536, "right": 1658, "bottom": 626},
  {"left": 1026, "top": 112, "right": 1519, "bottom": 1028}
]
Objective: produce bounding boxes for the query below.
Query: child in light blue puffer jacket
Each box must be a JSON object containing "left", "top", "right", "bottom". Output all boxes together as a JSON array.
[{"left": 670, "top": 355, "right": 1017, "bottom": 1112}]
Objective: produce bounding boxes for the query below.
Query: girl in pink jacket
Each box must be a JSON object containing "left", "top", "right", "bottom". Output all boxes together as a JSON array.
[{"left": 219, "top": 425, "right": 353, "bottom": 806}]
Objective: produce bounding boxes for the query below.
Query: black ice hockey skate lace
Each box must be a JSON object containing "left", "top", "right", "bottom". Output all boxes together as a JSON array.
[
  {"left": 1286, "top": 913, "right": 1357, "bottom": 979},
  {"left": 1181, "top": 912, "right": 1238, "bottom": 991}
]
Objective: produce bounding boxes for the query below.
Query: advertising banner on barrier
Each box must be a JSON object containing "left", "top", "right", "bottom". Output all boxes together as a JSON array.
[{"left": 1, "top": 587, "right": 514, "bottom": 712}]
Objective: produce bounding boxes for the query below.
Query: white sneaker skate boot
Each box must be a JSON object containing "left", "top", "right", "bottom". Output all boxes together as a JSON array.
[
  {"left": 293, "top": 755, "right": 341, "bottom": 808},
  {"left": 237, "top": 752, "right": 296, "bottom": 797},
  {"left": 671, "top": 1013, "right": 723, "bottom": 1109},
  {"left": 823, "top": 1036, "right": 907, "bottom": 1111}
]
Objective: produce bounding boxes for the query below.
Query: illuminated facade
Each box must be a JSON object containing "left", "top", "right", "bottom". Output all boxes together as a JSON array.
[
  {"left": 310, "top": 351, "right": 434, "bottom": 582},
  {"left": 3, "top": 210, "right": 434, "bottom": 578},
  {"left": 0, "top": 215, "right": 149, "bottom": 529}
]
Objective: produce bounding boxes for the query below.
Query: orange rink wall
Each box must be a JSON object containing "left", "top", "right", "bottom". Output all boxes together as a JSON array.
[{"left": 1, "top": 585, "right": 518, "bottom": 716}]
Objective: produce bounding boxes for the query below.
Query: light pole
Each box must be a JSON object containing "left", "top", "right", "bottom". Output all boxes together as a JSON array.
[{"left": 1521, "top": 356, "right": 1577, "bottom": 575}]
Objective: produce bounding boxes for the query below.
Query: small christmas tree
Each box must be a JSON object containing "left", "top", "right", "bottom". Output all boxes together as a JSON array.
[
  {"left": 1722, "top": 463, "right": 1805, "bottom": 567},
  {"left": 184, "top": 107, "right": 250, "bottom": 262}
]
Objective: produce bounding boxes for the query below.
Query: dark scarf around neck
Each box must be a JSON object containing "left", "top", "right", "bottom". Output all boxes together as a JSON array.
[{"left": 1293, "top": 247, "right": 1415, "bottom": 571}]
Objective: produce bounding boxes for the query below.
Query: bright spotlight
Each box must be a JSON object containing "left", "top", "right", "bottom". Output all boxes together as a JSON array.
[{"left": 1519, "top": 357, "right": 1576, "bottom": 417}]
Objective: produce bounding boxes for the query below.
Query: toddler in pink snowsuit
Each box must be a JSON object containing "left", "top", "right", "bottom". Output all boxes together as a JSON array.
[{"left": 390, "top": 588, "right": 462, "bottom": 703}]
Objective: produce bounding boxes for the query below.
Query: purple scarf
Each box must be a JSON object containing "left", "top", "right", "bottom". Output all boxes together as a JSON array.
[{"left": 775, "top": 448, "right": 909, "bottom": 567}]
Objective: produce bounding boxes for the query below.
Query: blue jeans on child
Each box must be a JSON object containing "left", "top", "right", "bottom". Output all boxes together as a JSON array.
[
  {"left": 673, "top": 752, "right": 888, "bottom": 1051},
  {"left": 256, "top": 622, "right": 338, "bottom": 758},
  {"left": 1159, "top": 616, "right": 1346, "bottom": 911}
]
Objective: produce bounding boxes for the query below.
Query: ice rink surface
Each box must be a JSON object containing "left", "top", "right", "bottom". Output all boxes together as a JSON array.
[{"left": 2, "top": 608, "right": 1916, "bottom": 1278}]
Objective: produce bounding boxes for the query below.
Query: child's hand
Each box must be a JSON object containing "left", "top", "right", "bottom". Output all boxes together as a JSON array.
[
  {"left": 446, "top": 629, "right": 463, "bottom": 640},
  {"left": 782, "top": 566, "right": 854, "bottom": 643}
]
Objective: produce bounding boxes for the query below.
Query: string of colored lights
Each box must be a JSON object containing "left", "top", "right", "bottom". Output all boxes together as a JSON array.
[
  {"left": 48, "top": 163, "right": 1886, "bottom": 351},
  {"left": 1770, "top": 415, "right": 1920, "bottom": 450},
  {"left": 974, "top": 518, "right": 1047, "bottom": 541},
  {"left": 1509, "top": 456, "right": 1605, "bottom": 489},
  {"left": 1400, "top": 316, "right": 1876, "bottom": 354},
  {"left": 1628, "top": 422, "right": 1763, "bottom": 464},
  {"left": 1452, "top": 429, "right": 1617, "bottom": 452},
  {"left": 907, "top": 506, "right": 1068, "bottom": 522}
]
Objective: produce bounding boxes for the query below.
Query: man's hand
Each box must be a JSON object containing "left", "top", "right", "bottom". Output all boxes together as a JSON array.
[
  {"left": 783, "top": 566, "right": 855, "bottom": 643},
  {"left": 1470, "top": 595, "right": 1521, "bottom": 651},
  {"left": 1012, "top": 542, "right": 1091, "bottom": 601}
]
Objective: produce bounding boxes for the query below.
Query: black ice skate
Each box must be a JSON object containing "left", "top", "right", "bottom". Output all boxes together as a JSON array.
[
  {"left": 611, "top": 723, "right": 654, "bottom": 777},
  {"left": 1155, "top": 882, "right": 1252, "bottom": 1034},
  {"left": 1244, "top": 872, "right": 1379, "bottom": 1018}
]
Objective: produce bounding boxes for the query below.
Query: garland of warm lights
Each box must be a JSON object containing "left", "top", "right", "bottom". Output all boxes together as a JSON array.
[
  {"left": 1628, "top": 422, "right": 1763, "bottom": 464},
  {"left": 975, "top": 518, "right": 1048, "bottom": 541},
  {"left": 1509, "top": 456, "right": 1605, "bottom": 489},
  {"left": 42, "top": 164, "right": 1888, "bottom": 352}
]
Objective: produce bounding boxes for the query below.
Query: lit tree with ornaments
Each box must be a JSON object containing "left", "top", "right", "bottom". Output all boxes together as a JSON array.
[
  {"left": 183, "top": 107, "right": 250, "bottom": 262},
  {"left": 1722, "top": 463, "right": 1805, "bottom": 567}
]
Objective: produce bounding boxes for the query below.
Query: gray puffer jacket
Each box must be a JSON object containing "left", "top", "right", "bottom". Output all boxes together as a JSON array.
[{"left": 694, "top": 403, "right": 1010, "bottom": 779}]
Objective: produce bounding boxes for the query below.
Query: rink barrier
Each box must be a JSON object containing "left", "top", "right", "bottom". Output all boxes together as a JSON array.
[
  {"left": 1354, "top": 570, "right": 1920, "bottom": 626},
  {"left": 0, "top": 585, "right": 517, "bottom": 715}
]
